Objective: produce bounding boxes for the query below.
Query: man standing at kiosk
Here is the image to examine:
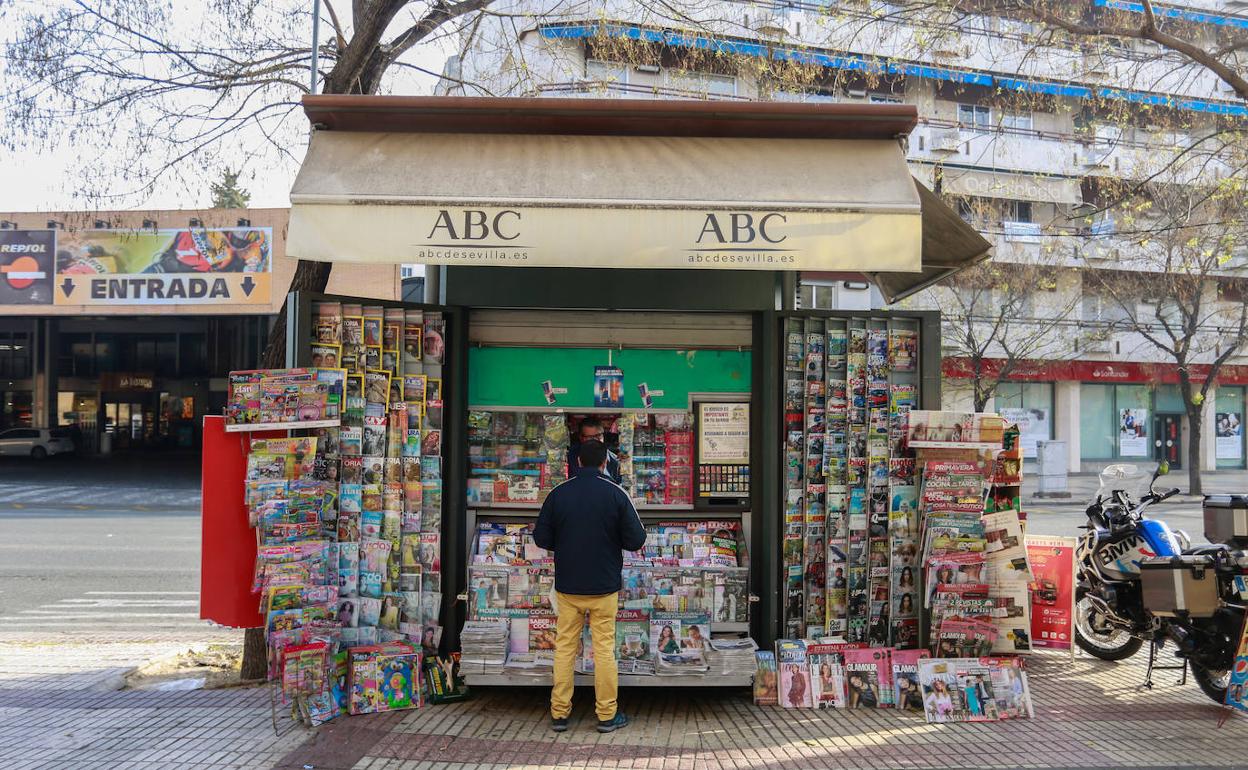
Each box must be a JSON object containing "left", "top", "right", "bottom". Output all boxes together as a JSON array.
[
  {"left": 567, "top": 417, "right": 622, "bottom": 483},
  {"left": 534, "top": 440, "right": 647, "bottom": 733}
]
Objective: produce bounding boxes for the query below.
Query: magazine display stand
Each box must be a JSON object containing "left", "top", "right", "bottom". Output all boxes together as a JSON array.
[
  {"left": 227, "top": 299, "right": 455, "bottom": 724},
  {"left": 780, "top": 316, "right": 922, "bottom": 644},
  {"left": 459, "top": 407, "right": 754, "bottom": 687},
  {"left": 910, "top": 412, "right": 1034, "bottom": 654}
]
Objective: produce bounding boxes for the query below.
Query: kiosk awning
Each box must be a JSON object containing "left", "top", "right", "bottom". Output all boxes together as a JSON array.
[
  {"left": 287, "top": 96, "right": 989, "bottom": 293},
  {"left": 866, "top": 182, "right": 993, "bottom": 304}
]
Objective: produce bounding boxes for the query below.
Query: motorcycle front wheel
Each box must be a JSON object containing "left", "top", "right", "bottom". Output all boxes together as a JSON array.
[
  {"left": 1074, "top": 596, "right": 1144, "bottom": 661},
  {"left": 1191, "top": 662, "right": 1230, "bottom": 705}
]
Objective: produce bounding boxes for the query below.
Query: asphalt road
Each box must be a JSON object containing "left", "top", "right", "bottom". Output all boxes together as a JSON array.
[
  {"left": 0, "top": 453, "right": 214, "bottom": 638},
  {"left": 0, "top": 453, "right": 1218, "bottom": 640},
  {"left": 0, "top": 507, "right": 210, "bottom": 637}
]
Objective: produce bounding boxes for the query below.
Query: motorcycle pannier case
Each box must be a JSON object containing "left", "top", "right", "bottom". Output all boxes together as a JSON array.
[
  {"left": 1139, "top": 555, "right": 1219, "bottom": 618},
  {"left": 1203, "top": 494, "right": 1248, "bottom": 547}
]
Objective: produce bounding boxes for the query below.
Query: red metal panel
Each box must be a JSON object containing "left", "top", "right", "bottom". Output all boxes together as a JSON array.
[{"left": 199, "top": 415, "right": 277, "bottom": 628}]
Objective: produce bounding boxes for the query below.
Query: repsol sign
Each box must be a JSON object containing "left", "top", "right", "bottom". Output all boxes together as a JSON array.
[{"left": 695, "top": 212, "right": 788, "bottom": 245}]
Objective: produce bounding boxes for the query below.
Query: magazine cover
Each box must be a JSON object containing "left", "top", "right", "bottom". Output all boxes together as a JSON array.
[
  {"left": 471, "top": 567, "right": 509, "bottom": 614},
  {"left": 917, "top": 658, "right": 999, "bottom": 722},
  {"left": 754, "top": 651, "right": 779, "bottom": 706},
  {"left": 528, "top": 614, "right": 558, "bottom": 663},
  {"left": 807, "top": 643, "right": 853, "bottom": 709},
  {"left": 891, "top": 649, "right": 930, "bottom": 712},
  {"left": 774, "top": 639, "right": 811, "bottom": 708},
  {"left": 615, "top": 609, "right": 652, "bottom": 664},
  {"left": 983, "top": 656, "right": 1034, "bottom": 719},
  {"left": 843, "top": 648, "right": 886, "bottom": 708},
  {"left": 778, "top": 660, "right": 813, "bottom": 708}
]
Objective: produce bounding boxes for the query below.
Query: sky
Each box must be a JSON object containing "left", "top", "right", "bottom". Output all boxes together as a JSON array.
[{"left": 0, "top": 3, "right": 452, "bottom": 214}]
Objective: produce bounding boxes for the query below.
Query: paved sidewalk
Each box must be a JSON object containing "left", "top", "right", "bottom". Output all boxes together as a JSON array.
[
  {"left": 0, "top": 635, "right": 305, "bottom": 770},
  {"left": 1, "top": 638, "right": 1244, "bottom": 769},
  {"left": 1022, "top": 467, "right": 1248, "bottom": 506},
  {"left": 272, "top": 650, "right": 1248, "bottom": 770}
]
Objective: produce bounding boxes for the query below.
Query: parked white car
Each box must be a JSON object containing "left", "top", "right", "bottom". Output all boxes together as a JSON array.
[{"left": 0, "top": 428, "right": 74, "bottom": 459}]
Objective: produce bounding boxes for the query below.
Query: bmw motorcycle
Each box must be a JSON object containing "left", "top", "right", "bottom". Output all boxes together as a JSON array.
[{"left": 1074, "top": 463, "right": 1248, "bottom": 704}]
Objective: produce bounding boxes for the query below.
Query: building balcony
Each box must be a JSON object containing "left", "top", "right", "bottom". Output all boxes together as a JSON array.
[{"left": 908, "top": 118, "right": 1233, "bottom": 186}]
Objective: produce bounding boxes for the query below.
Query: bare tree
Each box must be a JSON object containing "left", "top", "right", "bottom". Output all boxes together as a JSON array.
[
  {"left": 918, "top": 259, "right": 1077, "bottom": 411},
  {"left": 3, "top": 0, "right": 502, "bottom": 680},
  {"left": 1081, "top": 179, "right": 1248, "bottom": 495}
]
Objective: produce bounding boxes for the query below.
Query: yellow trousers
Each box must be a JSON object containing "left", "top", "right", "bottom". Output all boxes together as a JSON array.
[{"left": 551, "top": 591, "right": 618, "bottom": 722}]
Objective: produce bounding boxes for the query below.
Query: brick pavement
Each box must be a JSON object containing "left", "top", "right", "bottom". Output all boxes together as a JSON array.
[
  {"left": 272, "top": 649, "right": 1248, "bottom": 770},
  {"left": 2, "top": 638, "right": 1245, "bottom": 769},
  {"left": 0, "top": 634, "right": 305, "bottom": 770}
]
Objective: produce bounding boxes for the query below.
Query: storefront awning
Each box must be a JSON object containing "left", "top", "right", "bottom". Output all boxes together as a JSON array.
[
  {"left": 865, "top": 182, "right": 992, "bottom": 304},
  {"left": 287, "top": 96, "right": 989, "bottom": 291}
]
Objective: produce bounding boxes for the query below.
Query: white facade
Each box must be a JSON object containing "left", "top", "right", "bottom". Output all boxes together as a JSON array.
[{"left": 442, "top": 0, "right": 1248, "bottom": 472}]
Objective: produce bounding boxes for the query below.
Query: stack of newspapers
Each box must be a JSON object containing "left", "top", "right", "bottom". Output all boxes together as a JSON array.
[
  {"left": 459, "top": 620, "right": 508, "bottom": 674},
  {"left": 706, "top": 637, "right": 758, "bottom": 677}
]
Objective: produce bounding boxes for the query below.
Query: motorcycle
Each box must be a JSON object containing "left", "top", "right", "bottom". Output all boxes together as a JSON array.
[{"left": 1073, "top": 463, "right": 1248, "bottom": 704}]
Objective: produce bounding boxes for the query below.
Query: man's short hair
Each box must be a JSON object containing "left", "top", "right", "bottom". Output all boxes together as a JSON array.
[
  {"left": 580, "top": 417, "right": 603, "bottom": 433},
  {"left": 578, "top": 439, "right": 608, "bottom": 469}
]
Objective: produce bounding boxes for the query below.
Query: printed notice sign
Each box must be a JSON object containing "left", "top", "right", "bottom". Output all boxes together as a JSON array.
[{"left": 699, "top": 403, "right": 750, "bottom": 465}]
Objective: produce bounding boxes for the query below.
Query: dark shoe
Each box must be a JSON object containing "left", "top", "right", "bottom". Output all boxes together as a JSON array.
[
  {"left": 551, "top": 716, "right": 569, "bottom": 733},
  {"left": 596, "top": 712, "right": 629, "bottom": 733}
]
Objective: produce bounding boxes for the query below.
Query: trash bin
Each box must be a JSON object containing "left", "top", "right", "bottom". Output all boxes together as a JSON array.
[{"left": 1036, "top": 440, "right": 1069, "bottom": 498}]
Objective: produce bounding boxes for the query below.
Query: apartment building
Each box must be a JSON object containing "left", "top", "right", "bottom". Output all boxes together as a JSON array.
[{"left": 439, "top": 0, "right": 1248, "bottom": 472}]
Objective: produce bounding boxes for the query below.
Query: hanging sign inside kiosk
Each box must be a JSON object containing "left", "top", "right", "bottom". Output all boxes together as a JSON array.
[{"left": 699, "top": 403, "right": 750, "bottom": 465}]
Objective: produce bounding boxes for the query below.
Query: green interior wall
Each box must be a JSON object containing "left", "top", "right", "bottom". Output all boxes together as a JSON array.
[{"left": 468, "top": 347, "right": 751, "bottom": 409}]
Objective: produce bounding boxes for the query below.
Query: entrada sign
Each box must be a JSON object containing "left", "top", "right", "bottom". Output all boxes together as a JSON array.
[
  {"left": 312, "top": 204, "right": 923, "bottom": 271},
  {"left": 0, "top": 227, "right": 275, "bottom": 308}
]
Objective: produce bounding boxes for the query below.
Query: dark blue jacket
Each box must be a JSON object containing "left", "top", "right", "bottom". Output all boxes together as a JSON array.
[
  {"left": 533, "top": 466, "right": 647, "bottom": 595},
  {"left": 567, "top": 443, "right": 622, "bottom": 483}
]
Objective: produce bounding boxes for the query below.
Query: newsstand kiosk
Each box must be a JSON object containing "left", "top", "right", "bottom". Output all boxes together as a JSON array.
[{"left": 281, "top": 95, "right": 991, "bottom": 687}]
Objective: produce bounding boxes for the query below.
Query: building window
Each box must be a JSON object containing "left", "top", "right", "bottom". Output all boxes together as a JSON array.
[
  {"left": 1004, "top": 200, "right": 1033, "bottom": 223},
  {"left": 0, "top": 331, "right": 32, "bottom": 379},
  {"left": 869, "top": 93, "right": 903, "bottom": 104},
  {"left": 1080, "top": 383, "right": 1160, "bottom": 461},
  {"left": 957, "top": 103, "right": 991, "bottom": 128},
  {"left": 798, "top": 283, "right": 838, "bottom": 310},
  {"left": 586, "top": 59, "right": 628, "bottom": 84},
  {"left": 1080, "top": 383, "right": 1117, "bottom": 459},
  {"left": 1001, "top": 110, "right": 1033, "bottom": 131}
]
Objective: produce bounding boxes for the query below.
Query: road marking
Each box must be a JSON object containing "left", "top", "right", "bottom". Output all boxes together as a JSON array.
[
  {"left": 60, "top": 599, "right": 198, "bottom": 607},
  {"left": 6, "top": 612, "right": 200, "bottom": 619},
  {"left": 84, "top": 591, "right": 199, "bottom": 595}
]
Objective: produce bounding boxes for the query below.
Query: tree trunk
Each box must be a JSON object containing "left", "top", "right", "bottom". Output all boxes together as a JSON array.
[
  {"left": 973, "top": 381, "right": 990, "bottom": 413},
  {"left": 1187, "top": 407, "right": 1204, "bottom": 497},
  {"left": 239, "top": 259, "right": 334, "bottom": 679},
  {"left": 240, "top": 626, "right": 268, "bottom": 680}
]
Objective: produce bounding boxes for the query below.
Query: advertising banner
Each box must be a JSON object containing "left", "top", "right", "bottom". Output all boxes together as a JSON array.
[
  {"left": 1216, "top": 412, "right": 1243, "bottom": 461},
  {"left": 999, "top": 407, "right": 1050, "bottom": 459},
  {"left": 1119, "top": 408, "right": 1149, "bottom": 457},
  {"left": 1026, "top": 535, "right": 1076, "bottom": 650},
  {"left": 0, "top": 229, "right": 56, "bottom": 305},
  {"left": 53, "top": 226, "right": 273, "bottom": 306}
]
